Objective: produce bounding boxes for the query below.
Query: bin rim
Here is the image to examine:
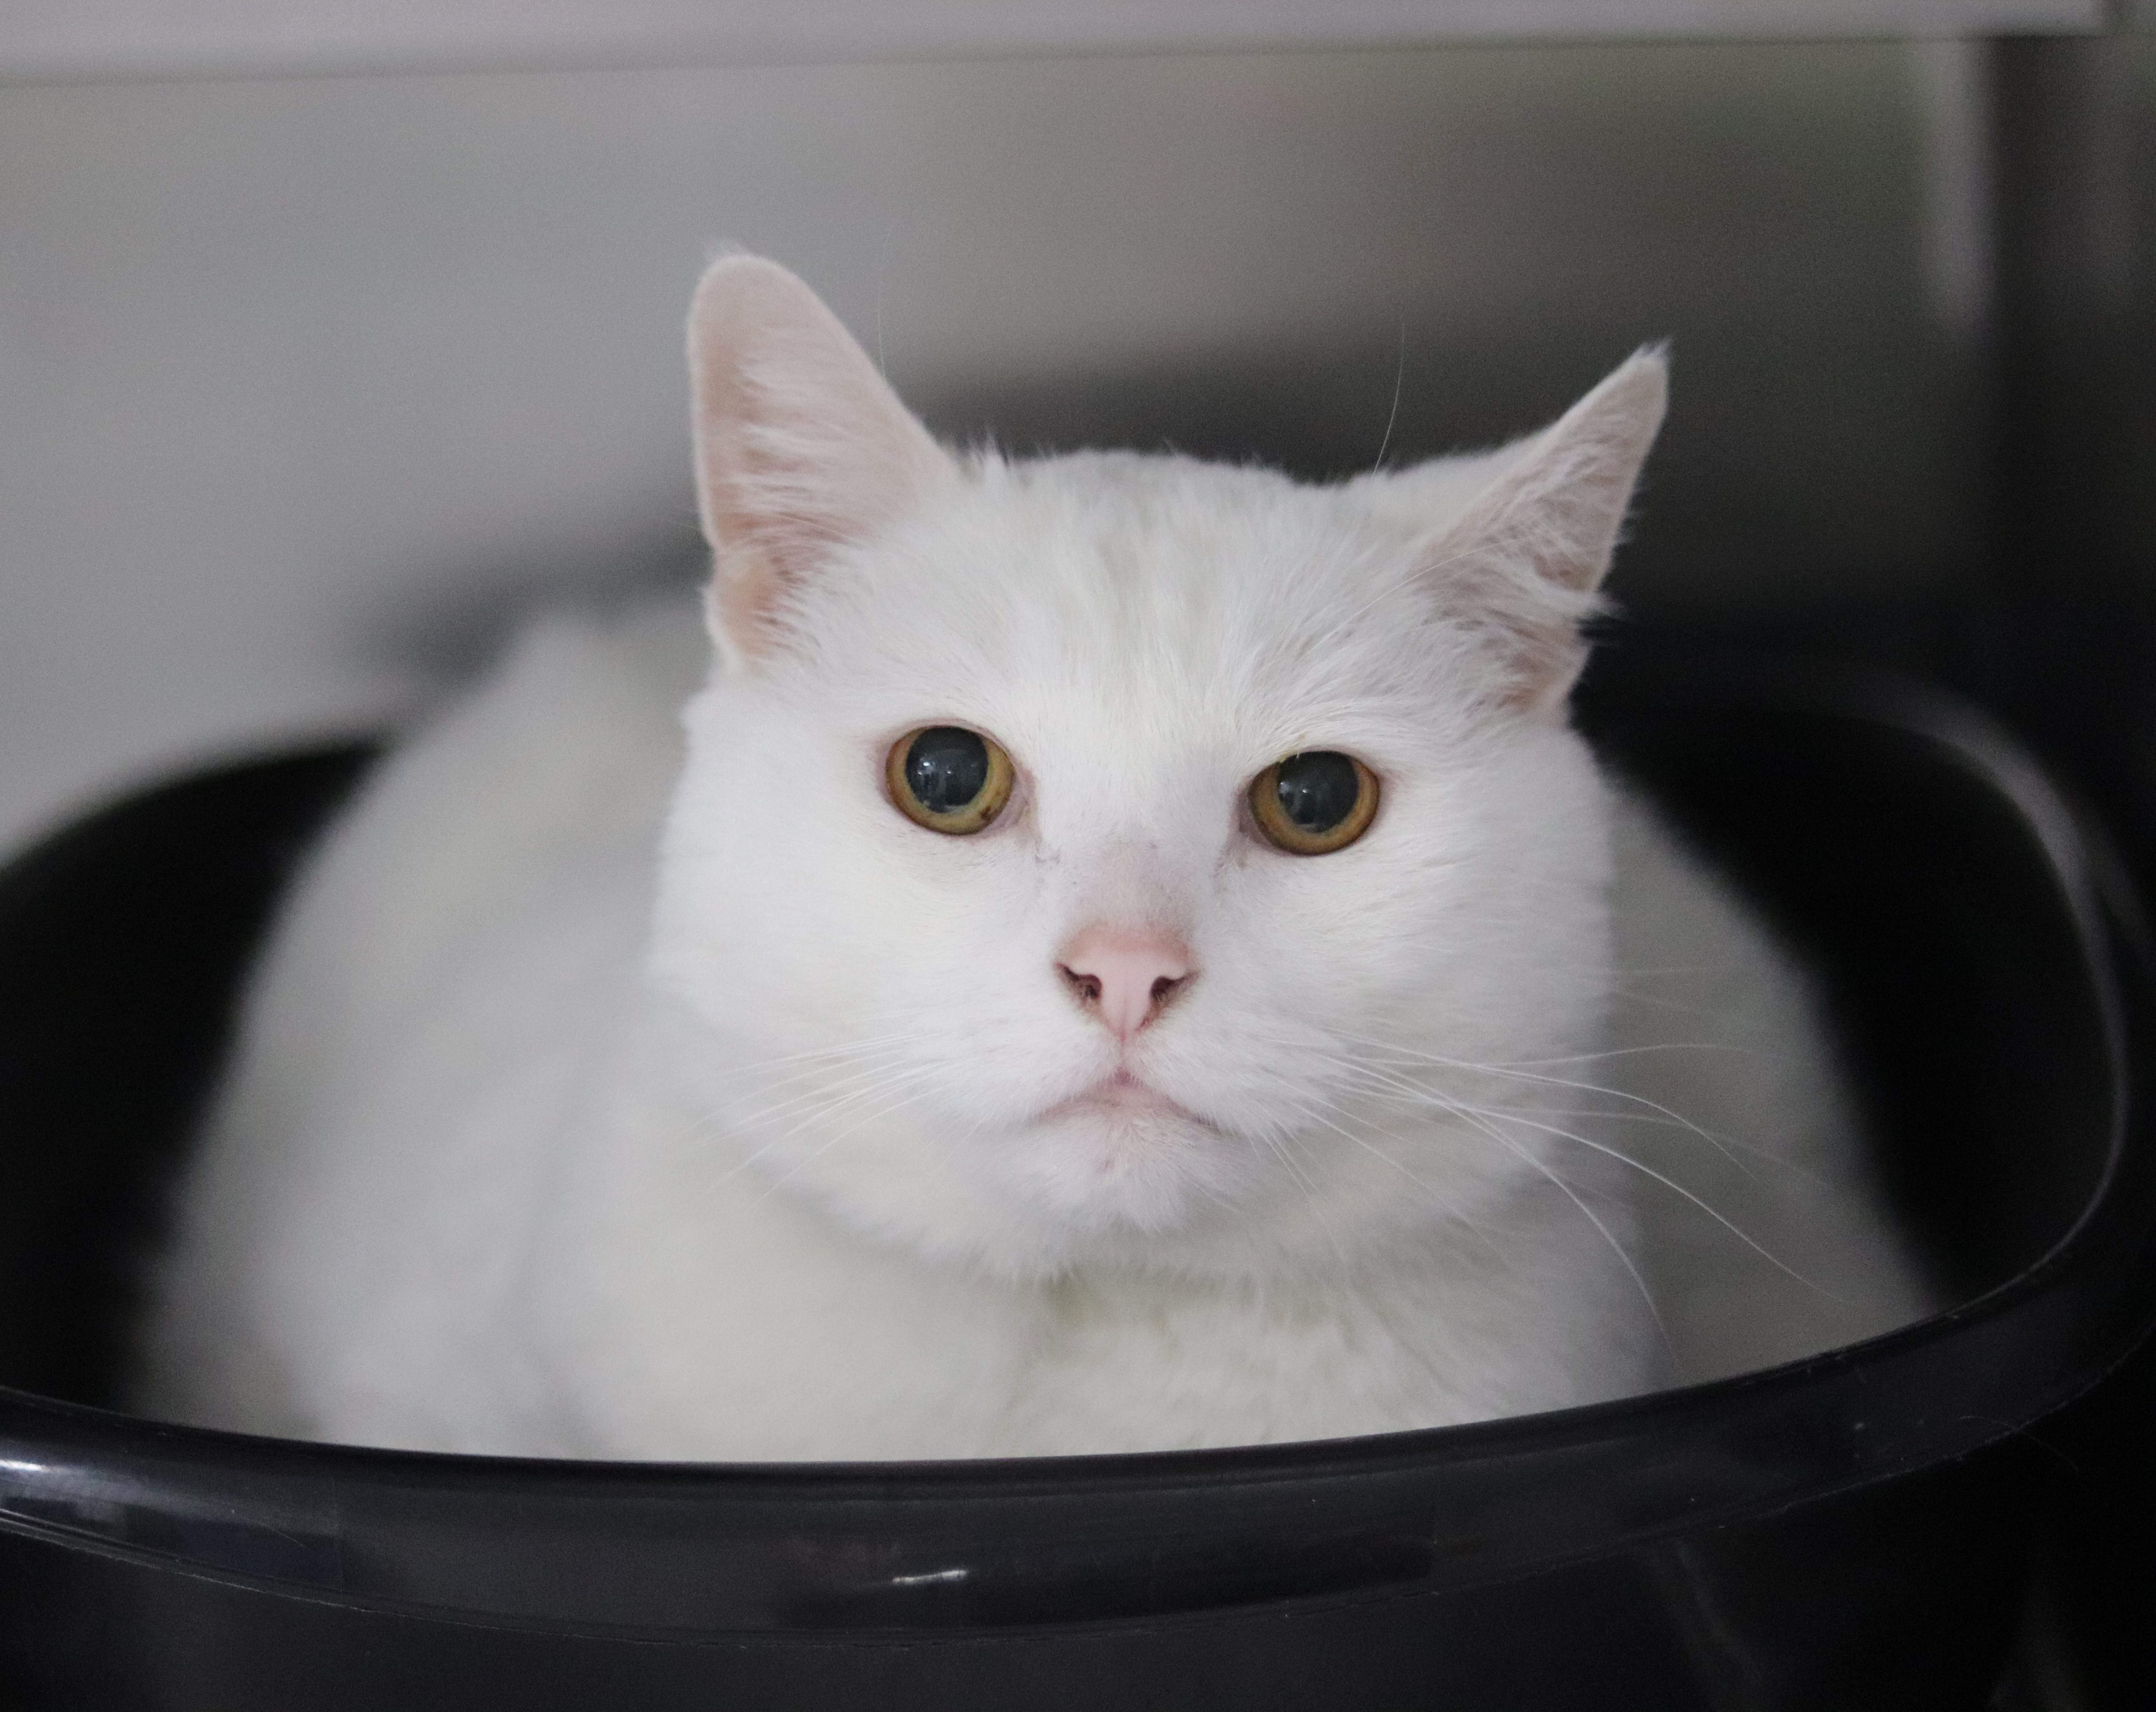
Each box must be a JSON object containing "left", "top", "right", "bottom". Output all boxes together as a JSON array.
[{"left": 0, "top": 660, "right": 2147, "bottom": 1637}]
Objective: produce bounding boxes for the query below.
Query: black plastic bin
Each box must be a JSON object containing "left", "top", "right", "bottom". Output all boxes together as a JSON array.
[{"left": 0, "top": 655, "right": 2149, "bottom": 1711}]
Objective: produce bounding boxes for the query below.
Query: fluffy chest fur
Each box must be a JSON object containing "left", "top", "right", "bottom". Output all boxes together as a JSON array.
[{"left": 138, "top": 259, "right": 1930, "bottom": 1459}]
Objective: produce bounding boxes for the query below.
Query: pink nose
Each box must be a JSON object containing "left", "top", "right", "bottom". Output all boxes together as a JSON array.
[{"left": 1057, "top": 925, "right": 1194, "bottom": 1043}]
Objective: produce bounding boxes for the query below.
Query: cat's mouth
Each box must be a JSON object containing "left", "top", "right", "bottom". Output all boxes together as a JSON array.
[{"left": 1045, "top": 1070, "right": 1214, "bottom": 1131}]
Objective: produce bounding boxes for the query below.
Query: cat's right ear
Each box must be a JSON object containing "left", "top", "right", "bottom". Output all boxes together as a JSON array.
[
  {"left": 688, "top": 255, "right": 959, "bottom": 667},
  {"left": 1407, "top": 348, "right": 1667, "bottom": 717}
]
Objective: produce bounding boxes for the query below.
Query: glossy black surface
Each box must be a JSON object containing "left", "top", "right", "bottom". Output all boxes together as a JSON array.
[{"left": 0, "top": 662, "right": 2149, "bottom": 1709}]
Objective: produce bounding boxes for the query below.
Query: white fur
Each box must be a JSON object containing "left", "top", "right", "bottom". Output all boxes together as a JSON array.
[{"left": 140, "top": 262, "right": 1931, "bottom": 1458}]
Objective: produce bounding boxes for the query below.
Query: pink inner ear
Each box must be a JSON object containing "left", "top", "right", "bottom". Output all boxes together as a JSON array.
[
  {"left": 1420, "top": 348, "right": 1667, "bottom": 712},
  {"left": 686, "top": 256, "right": 959, "bottom": 662}
]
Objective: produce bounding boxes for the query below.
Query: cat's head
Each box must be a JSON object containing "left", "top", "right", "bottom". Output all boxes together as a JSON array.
[{"left": 650, "top": 256, "right": 1665, "bottom": 1280}]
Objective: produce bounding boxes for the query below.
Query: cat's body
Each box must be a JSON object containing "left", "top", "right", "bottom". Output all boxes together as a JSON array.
[{"left": 140, "top": 260, "right": 1930, "bottom": 1458}]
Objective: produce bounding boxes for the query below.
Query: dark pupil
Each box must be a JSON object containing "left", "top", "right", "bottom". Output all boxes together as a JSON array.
[
  {"left": 906, "top": 727, "right": 989, "bottom": 814},
  {"left": 1274, "top": 751, "right": 1360, "bottom": 832}
]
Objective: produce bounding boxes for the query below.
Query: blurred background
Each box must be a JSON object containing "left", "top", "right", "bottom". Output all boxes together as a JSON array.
[{"left": 1, "top": 1, "right": 2150, "bottom": 882}]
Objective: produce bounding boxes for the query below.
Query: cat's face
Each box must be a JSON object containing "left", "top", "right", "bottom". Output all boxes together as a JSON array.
[{"left": 650, "top": 258, "right": 1664, "bottom": 1278}]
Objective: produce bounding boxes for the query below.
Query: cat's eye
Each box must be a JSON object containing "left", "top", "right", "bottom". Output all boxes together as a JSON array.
[
  {"left": 1249, "top": 751, "right": 1380, "bottom": 855},
  {"left": 887, "top": 725, "right": 1016, "bottom": 835}
]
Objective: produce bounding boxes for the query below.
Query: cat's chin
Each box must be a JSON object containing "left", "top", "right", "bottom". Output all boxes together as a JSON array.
[{"left": 1013, "top": 1074, "right": 1238, "bottom": 1237}]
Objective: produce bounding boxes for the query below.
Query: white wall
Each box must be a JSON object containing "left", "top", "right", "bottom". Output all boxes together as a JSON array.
[{"left": 0, "top": 42, "right": 1960, "bottom": 855}]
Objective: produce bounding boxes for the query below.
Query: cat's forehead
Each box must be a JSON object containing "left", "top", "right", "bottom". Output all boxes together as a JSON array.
[
  {"left": 803, "top": 452, "right": 1449, "bottom": 717},
  {"left": 968, "top": 452, "right": 1396, "bottom": 621}
]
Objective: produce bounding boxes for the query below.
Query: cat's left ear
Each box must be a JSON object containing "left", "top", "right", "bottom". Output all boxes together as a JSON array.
[
  {"left": 687, "top": 254, "right": 960, "bottom": 667},
  {"left": 1417, "top": 348, "right": 1667, "bottom": 716}
]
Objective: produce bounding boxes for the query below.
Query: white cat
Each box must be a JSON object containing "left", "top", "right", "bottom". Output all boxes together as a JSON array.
[{"left": 140, "top": 257, "right": 1931, "bottom": 1459}]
